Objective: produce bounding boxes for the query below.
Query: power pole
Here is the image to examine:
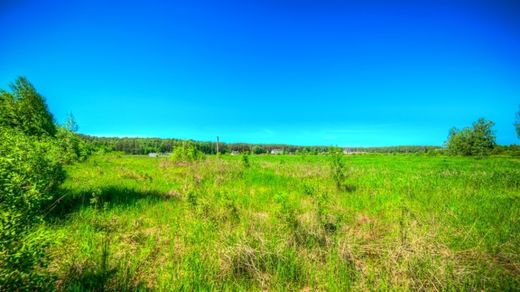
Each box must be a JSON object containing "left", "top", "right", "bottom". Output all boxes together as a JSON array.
[{"left": 216, "top": 136, "right": 220, "bottom": 155}]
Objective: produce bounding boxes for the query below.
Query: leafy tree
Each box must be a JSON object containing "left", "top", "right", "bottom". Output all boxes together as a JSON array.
[
  {"left": 446, "top": 118, "right": 496, "bottom": 156},
  {"left": 64, "top": 113, "right": 79, "bottom": 133},
  {"left": 0, "top": 77, "right": 56, "bottom": 137}
]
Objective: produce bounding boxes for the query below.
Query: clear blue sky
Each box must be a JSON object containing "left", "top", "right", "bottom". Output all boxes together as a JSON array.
[{"left": 1, "top": 0, "right": 519, "bottom": 146}]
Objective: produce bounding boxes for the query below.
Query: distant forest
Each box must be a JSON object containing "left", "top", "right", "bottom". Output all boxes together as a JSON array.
[{"left": 82, "top": 135, "right": 441, "bottom": 155}]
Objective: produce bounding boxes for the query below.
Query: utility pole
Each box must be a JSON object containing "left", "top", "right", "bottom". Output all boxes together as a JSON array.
[{"left": 216, "top": 136, "right": 220, "bottom": 155}]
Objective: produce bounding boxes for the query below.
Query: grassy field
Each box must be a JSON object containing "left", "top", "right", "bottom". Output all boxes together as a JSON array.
[{"left": 43, "top": 153, "right": 519, "bottom": 290}]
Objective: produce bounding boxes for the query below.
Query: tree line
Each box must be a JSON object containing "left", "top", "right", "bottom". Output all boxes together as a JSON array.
[
  {"left": 82, "top": 135, "right": 444, "bottom": 155},
  {"left": 82, "top": 118, "right": 520, "bottom": 156}
]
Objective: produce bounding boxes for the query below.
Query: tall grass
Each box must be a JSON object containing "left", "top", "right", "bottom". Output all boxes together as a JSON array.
[{"left": 41, "top": 153, "right": 519, "bottom": 290}]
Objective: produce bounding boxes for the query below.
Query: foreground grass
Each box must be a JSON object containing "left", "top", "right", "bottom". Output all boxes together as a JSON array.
[{"left": 43, "top": 153, "right": 519, "bottom": 290}]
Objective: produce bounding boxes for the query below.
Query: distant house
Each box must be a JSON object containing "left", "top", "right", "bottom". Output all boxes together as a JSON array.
[
  {"left": 148, "top": 152, "right": 158, "bottom": 158},
  {"left": 231, "top": 150, "right": 240, "bottom": 156},
  {"left": 271, "top": 149, "right": 283, "bottom": 155}
]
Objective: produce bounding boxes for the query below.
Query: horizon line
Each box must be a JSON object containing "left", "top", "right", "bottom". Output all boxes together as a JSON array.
[{"left": 80, "top": 132, "right": 446, "bottom": 149}]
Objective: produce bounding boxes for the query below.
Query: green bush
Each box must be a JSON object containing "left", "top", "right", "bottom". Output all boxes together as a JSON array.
[
  {"left": 0, "top": 128, "right": 65, "bottom": 289},
  {"left": 329, "top": 148, "right": 348, "bottom": 190},
  {"left": 170, "top": 141, "right": 205, "bottom": 162},
  {"left": 56, "top": 127, "right": 92, "bottom": 164},
  {"left": 0, "top": 76, "right": 91, "bottom": 289},
  {"left": 446, "top": 118, "right": 496, "bottom": 156},
  {"left": 241, "top": 153, "right": 250, "bottom": 168}
]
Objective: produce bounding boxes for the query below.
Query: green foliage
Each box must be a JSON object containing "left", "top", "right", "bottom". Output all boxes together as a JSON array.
[
  {"left": 170, "top": 141, "right": 205, "bottom": 162},
  {"left": 0, "top": 129, "right": 64, "bottom": 219},
  {"left": 0, "top": 77, "right": 89, "bottom": 289},
  {"left": 329, "top": 147, "right": 349, "bottom": 190},
  {"left": 83, "top": 135, "right": 440, "bottom": 156},
  {"left": 492, "top": 144, "right": 520, "bottom": 156},
  {"left": 446, "top": 118, "right": 496, "bottom": 156},
  {"left": 0, "top": 90, "right": 18, "bottom": 130},
  {"left": 0, "top": 77, "right": 56, "bottom": 137},
  {"left": 0, "top": 128, "right": 65, "bottom": 289},
  {"left": 56, "top": 113, "right": 93, "bottom": 164},
  {"left": 241, "top": 153, "right": 250, "bottom": 168},
  {"left": 0, "top": 77, "right": 89, "bottom": 166},
  {"left": 56, "top": 127, "right": 92, "bottom": 164},
  {"left": 63, "top": 113, "right": 79, "bottom": 133},
  {"left": 252, "top": 145, "right": 266, "bottom": 154}
]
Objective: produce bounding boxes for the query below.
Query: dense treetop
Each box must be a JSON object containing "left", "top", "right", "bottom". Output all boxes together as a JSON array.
[{"left": 0, "top": 77, "right": 56, "bottom": 137}]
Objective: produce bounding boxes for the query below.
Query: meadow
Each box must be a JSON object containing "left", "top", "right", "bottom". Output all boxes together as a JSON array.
[{"left": 43, "top": 153, "right": 519, "bottom": 290}]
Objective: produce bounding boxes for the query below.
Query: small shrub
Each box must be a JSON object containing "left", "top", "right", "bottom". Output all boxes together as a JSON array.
[
  {"left": 301, "top": 182, "right": 316, "bottom": 196},
  {"left": 330, "top": 148, "right": 348, "bottom": 190},
  {"left": 241, "top": 153, "right": 250, "bottom": 168},
  {"left": 170, "top": 141, "right": 205, "bottom": 163}
]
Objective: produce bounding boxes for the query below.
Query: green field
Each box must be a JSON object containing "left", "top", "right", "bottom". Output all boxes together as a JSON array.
[{"left": 44, "top": 153, "right": 519, "bottom": 290}]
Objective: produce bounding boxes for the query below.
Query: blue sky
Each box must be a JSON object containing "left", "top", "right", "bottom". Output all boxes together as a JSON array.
[{"left": 1, "top": 0, "right": 519, "bottom": 146}]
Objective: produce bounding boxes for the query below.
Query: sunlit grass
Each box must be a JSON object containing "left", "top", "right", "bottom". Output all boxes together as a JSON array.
[{"left": 44, "top": 153, "right": 520, "bottom": 290}]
